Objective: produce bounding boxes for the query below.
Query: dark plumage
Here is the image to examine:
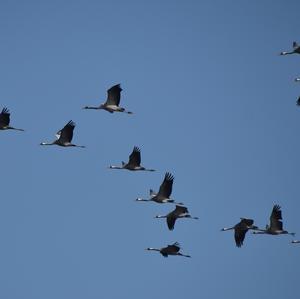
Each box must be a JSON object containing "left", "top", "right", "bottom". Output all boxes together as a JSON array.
[
  {"left": 40, "top": 120, "right": 85, "bottom": 148},
  {"left": 0, "top": 107, "right": 24, "bottom": 131},
  {"left": 221, "top": 218, "right": 258, "bottom": 247},
  {"left": 146, "top": 242, "right": 191, "bottom": 258},
  {"left": 83, "top": 84, "right": 133, "bottom": 114},
  {"left": 109, "top": 146, "right": 155, "bottom": 171},
  {"left": 136, "top": 172, "right": 183, "bottom": 204},
  {"left": 155, "top": 205, "right": 198, "bottom": 230}
]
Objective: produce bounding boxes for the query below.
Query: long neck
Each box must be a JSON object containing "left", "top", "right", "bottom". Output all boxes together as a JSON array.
[
  {"left": 40, "top": 141, "right": 54, "bottom": 146},
  {"left": 109, "top": 165, "right": 123, "bottom": 169},
  {"left": 147, "top": 248, "right": 160, "bottom": 252},
  {"left": 253, "top": 230, "right": 266, "bottom": 234},
  {"left": 83, "top": 106, "right": 101, "bottom": 110},
  {"left": 136, "top": 197, "right": 151, "bottom": 202},
  {"left": 155, "top": 215, "right": 167, "bottom": 219},
  {"left": 221, "top": 227, "right": 234, "bottom": 231},
  {"left": 280, "top": 51, "right": 294, "bottom": 55}
]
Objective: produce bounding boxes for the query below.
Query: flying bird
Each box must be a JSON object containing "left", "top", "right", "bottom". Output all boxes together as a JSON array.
[
  {"left": 136, "top": 172, "right": 183, "bottom": 204},
  {"left": 155, "top": 205, "right": 198, "bottom": 230},
  {"left": 221, "top": 218, "right": 258, "bottom": 247},
  {"left": 0, "top": 107, "right": 24, "bottom": 131},
  {"left": 40, "top": 120, "right": 85, "bottom": 148},
  {"left": 109, "top": 146, "right": 155, "bottom": 171},
  {"left": 280, "top": 41, "right": 300, "bottom": 55},
  {"left": 253, "top": 205, "right": 295, "bottom": 236},
  {"left": 83, "top": 84, "right": 132, "bottom": 114},
  {"left": 146, "top": 242, "right": 191, "bottom": 258}
]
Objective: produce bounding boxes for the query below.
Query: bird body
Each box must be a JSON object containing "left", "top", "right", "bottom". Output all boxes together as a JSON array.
[
  {"left": 221, "top": 218, "right": 258, "bottom": 247},
  {"left": 109, "top": 146, "right": 155, "bottom": 171},
  {"left": 280, "top": 41, "right": 300, "bottom": 55},
  {"left": 40, "top": 120, "right": 85, "bottom": 148},
  {"left": 136, "top": 172, "right": 183, "bottom": 204},
  {"left": 83, "top": 84, "right": 132, "bottom": 114},
  {"left": 253, "top": 205, "right": 295, "bottom": 236},
  {"left": 0, "top": 107, "right": 24, "bottom": 131},
  {"left": 155, "top": 205, "right": 198, "bottom": 230},
  {"left": 146, "top": 242, "right": 190, "bottom": 258}
]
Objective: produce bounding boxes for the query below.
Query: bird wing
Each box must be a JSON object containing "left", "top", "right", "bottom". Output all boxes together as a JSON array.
[
  {"left": 166, "top": 215, "right": 176, "bottom": 230},
  {"left": 57, "top": 120, "right": 75, "bottom": 143},
  {"left": 165, "top": 242, "right": 181, "bottom": 253},
  {"left": 293, "top": 41, "right": 299, "bottom": 49},
  {"left": 105, "top": 84, "right": 122, "bottom": 106},
  {"left": 240, "top": 218, "right": 254, "bottom": 227},
  {"left": 174, "top": 205, "right": 188, "bottom": 215},
  {"left": 158, "top": 172, "right": 174, "bottom": 198},
  {"left": 270, "top": 205, "right": 283, "bottom": 230},
  {"left": 234, "top": 224, "right": 248, "bottom": 247},
  {"left": 128, "top": 146, "right": 141, "bottom": 166},
  {"left": 0, "top": 107, "right": 10, "bottom": 126}
]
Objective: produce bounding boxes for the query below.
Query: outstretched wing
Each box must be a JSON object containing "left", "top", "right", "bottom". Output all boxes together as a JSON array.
[
  {"left": 57, "top": 120, "right": 75, "bottom": 143},
  {"left": 166, "top": 215, "right": 176, "bottom": 230},
  {"left": 174, "top": 205, "right": 188, "bottom": 215},
  {"left": 0, "top": 107, "right": 10, "bottom": 127},
  {"left": 158, "top": 172, "right": 174, "bottom": 198},
  {"left": 128, "top": 146, "right": 141, "bottom": 166},
  {"left": 166, "top": 242, "right": 181, "bottom": 253},
  {"left": 234, "top": 226, "right": 248, "bottom": 248},
  {"left": 270, "top": 204, "right": 283, "bottom": 231},
  {"left": 105, "top": 84, "right": 122, "bottom": 106},
  {"left": 240, "top": 218, "right": 254, "bottom": 227}
]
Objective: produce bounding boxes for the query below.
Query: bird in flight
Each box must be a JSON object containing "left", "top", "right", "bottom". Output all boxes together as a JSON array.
[
  {"left": 221, "top": 218, "right": 258, "bottom": 247},
  {"left": 0, "top": 107, "right": 24, "bottom": 132},
  {"left": 40, "top": 120, "right": 85, "bottom": 148},
  {"left": 108, "top": 146, "right": 155, "bottom": 171},
  {"left": 83, "top": 84, "right": 133, "bottom": 114},
  {"left": 155, "top": 205, "right": 198, "bottom": 230},
  {"left": 146, "top": 242, "right": 191, "bottom": 258}
]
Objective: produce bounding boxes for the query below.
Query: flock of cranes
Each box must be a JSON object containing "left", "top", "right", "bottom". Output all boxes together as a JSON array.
[{"left": 2, "top": 42, "right": 300, "bottom": 256}]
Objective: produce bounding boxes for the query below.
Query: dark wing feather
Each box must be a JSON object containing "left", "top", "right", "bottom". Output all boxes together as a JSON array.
[
  {"left": 174, "top": 205, "right": 188, "bottom": 215},
  {"left": 166, "top": 215, "right": 176, "bottom": 230},
  {"left": 57, "top": 120, "right": 75, "bottom": 143},
  {"left": 234, "top": 224, "right": 248, "bottom": 247},
  {"left": 165, "top": 242, "right": 181, "bottom": 253},
  {"left": 270, "top": 205, "right": 283, "bottom": 230},
  {"left": 158, "top": 172, "right": 174, "bottom": 198},
  {"left": 128, "top": 146, "right": 141, "bottom": 166},
  {"left": 105, "top": 84, "right": 122, "bottom": 106},
  {"left": 0, "top": 107, "right": 10, "bottom": 127},
  {"left": 240, "top": 218, "right": 254, "bottom": 227}
]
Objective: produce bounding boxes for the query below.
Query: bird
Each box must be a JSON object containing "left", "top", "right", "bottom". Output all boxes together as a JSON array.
[
  {"left": 253, "top": 204, "right": 295, "bottom": 236},
  {"left": 221, "top": 218, "right": 258, "bottom": 247},
  {"left": 155, "top": 205, "right": 198, "bottom": 230},
  {"left": 0, "top": 107, "right": 24, "bottom": 131},
  {"left": 40, "top": 120, "right": 85, "bottom": 148},
  {"left": 146, "top": 242, "right": 191, "bottom": 258},
  {"left": 108, "top": 146, "right": 155, "bottom": 171},
  {"left": 280, "top": 41, "right": 300, "bottom": 55},
  {"left": 83, "top": 84, "right": 133, "bottom": 114},
  {"left": 291, "top": 240, "right": 300, "bottom": 244},
  {"left": 136, "top": 172, "right": 183, "bottom": 204},
  {"left": 297, "top": 96, "right": 300, "bottom": 106}
]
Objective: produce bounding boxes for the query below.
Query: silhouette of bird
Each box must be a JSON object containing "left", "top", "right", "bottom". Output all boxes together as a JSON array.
[
  {"left": 83, "top": 84, "right": 132, "bottom": 114},
  {"left": 291, "top": 240, "right": 300, "bottom": 244},
  {"left": 40, "top": 120, "right": 85, "bottom": 148},
  {"left": 253, "top": 205, "right": 295, "bottom": 236},
  {"left": 109, "top": 146, "right": 155, "bottom": 171},
  {"left": 221, "top": 218, "right": 258, "bottom": 247},
  {"left": 280, "top": 41, "right": 300, "bottom": 55},
  {"left": 136, "top": 172, "right": 183, "bottom": 204},
  {"left": 155, "top": 205, "right": 198, "bottom": 230},
  {"left": 0, "top": 107, "right": 24, "bottom": 131},
  {"left": 146, "top": 242, "right": 191, "bottom": 258}
]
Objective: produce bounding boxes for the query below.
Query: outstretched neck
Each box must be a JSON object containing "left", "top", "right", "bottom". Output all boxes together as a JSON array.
[
  {"left": 280, "top": 51, "right": 294, "bottom": 55},
  {"left": 40, "top": 141, "right": 54, "bottom": 146},
  {"left": 221, "top": 227, "right": 234, "bottom": 231},
  {"left": 109, "top": 165, "right": 124, "bottom": 169},
  {"left": 155, "top": 215, "right": 167, "bottom": 219},
  {"left": 136, "top": 198, "right": 151, "bottom": 202},
  {"left": 147, "top": 248, "right": 160, "bottom": 252},
  {"left": 8, "top": 126, "right": 24, "bottom": 131},
  {"left": 83, "top": 106, "right": 101, "bottom": 110}
]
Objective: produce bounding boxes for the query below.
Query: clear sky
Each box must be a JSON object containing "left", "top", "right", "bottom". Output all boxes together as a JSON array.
[{"left": 0, "top": 1, "right": 299, "bottom": 298}]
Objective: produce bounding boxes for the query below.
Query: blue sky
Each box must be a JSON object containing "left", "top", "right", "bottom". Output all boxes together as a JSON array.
[{"left": 1, "top": 1, "right": 300, "bottom": 298}]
